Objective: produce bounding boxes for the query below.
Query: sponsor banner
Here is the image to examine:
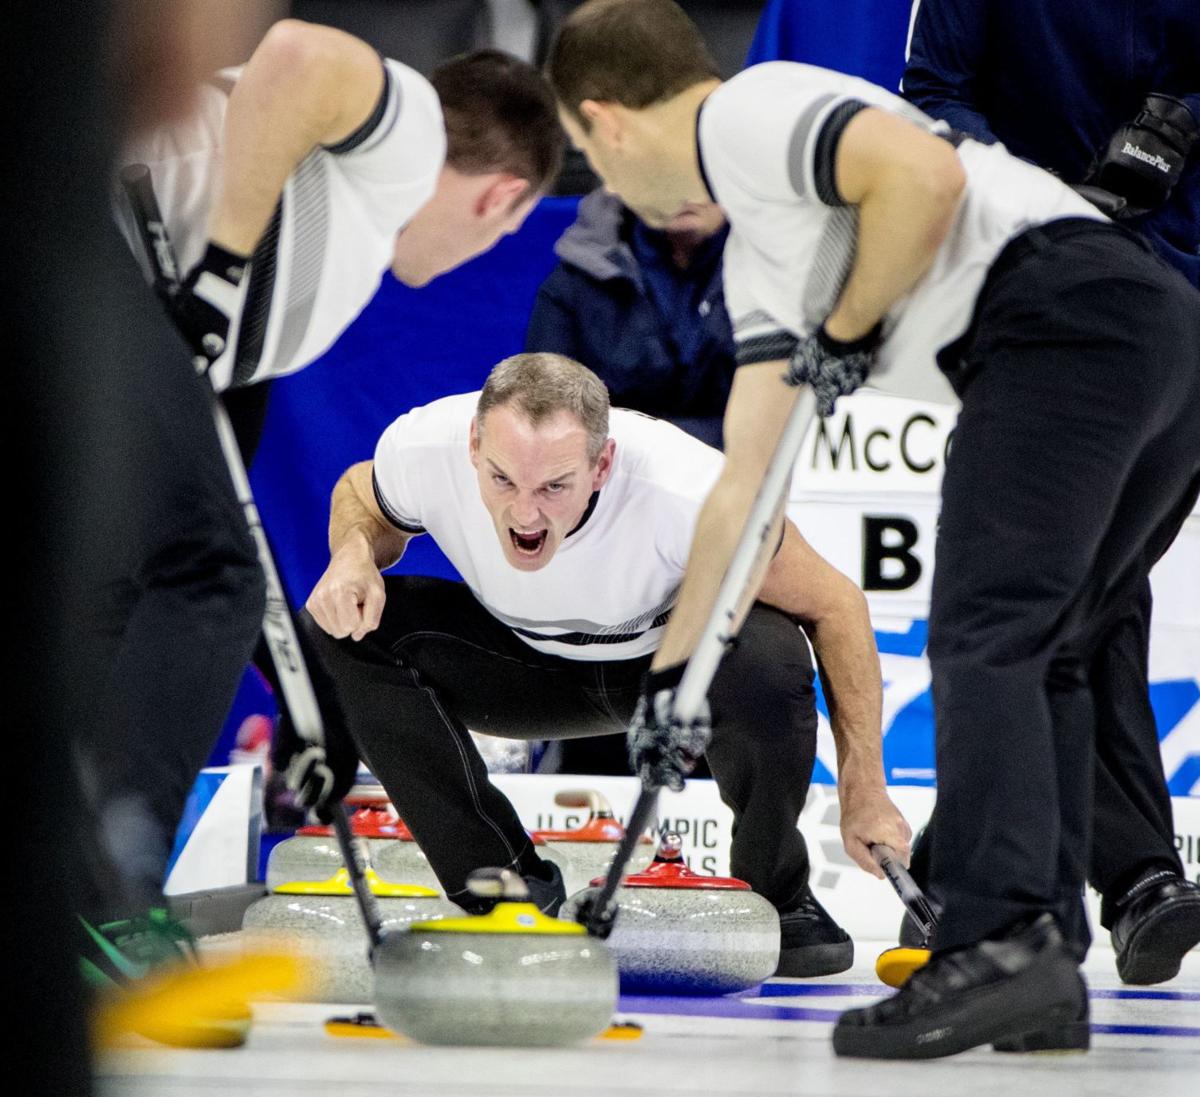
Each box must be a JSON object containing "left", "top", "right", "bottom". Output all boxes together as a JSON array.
[
  {"left": 784, "top": 389, "right": 1200, "bottom": 798},
  {"left": 493, "top": 773, "right": 1200, "bottom": 941}
]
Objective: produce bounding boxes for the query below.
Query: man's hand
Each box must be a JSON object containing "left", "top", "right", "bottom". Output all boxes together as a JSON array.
[
  {"left": 627, "top": 664, "right": 711, "bottom": 792},
  {"left": 306, "top": 539, "right": 387, "bottom": 640},
  {"left": 784, "top": 325, "right": 879, "bottom": 417},
  {"left": 275, "top": 711, "right": 362, "bottom": 824},
  {"left": 167, "top": 242, "right": 247, "bottom": 377},
  {"left": 839, "top": 784, "right": 912, "bottom": 878}
]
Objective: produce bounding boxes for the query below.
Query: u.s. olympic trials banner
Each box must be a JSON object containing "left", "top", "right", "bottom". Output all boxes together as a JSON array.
[{"left": 784, "top": 389, "right": 1200, "bottom": 800}]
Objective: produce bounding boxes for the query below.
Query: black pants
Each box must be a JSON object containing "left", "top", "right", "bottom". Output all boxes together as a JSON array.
[
  {"left": 301, "top": 578, "right": 818, "bottom": 910},
  {"left": 911, "top": 578, "right": 1184, "bottom": 930},
  {"left": 77, "top": 243, "right": 266, "bottom": 917},
  {"left": 928, "top": 219, "right": 1200, "bottom": 953}
]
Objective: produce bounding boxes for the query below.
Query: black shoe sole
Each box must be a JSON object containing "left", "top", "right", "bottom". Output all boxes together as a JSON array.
[
  {"left": 992, "top": 1018, "right": 1090, "bottom": 1053},
  {"left": 1116, "top": 894, "right": 1200, "bottom": 985},
  {"left": 775, "top": 938, "right": 853, "bottom": 978},
  {"left": 833, "top": 956, "right": 1086, "bottom": 1060}
]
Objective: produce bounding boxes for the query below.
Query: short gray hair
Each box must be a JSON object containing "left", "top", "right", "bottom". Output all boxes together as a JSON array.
[{"left": 476, "top": 353, "right": 610, "bottom": 462}]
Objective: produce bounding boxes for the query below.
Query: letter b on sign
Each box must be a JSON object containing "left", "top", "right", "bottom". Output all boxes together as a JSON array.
[{"left": 863, "top": 516, "right": 922, "bottom": 591}]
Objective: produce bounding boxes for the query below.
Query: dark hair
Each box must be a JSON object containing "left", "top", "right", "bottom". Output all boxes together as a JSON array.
[
  {"left": 477, "top": 353, "right": 610, "bottom": 462},
  {"left": 546, "top": 0, "right": 719, "bottom": 129},
  {"left": 431, "top": 49, "right": 564, "bottom": 192}
]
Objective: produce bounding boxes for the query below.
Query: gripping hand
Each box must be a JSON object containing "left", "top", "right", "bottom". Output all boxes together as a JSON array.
[
  {"left": 784, "top": 325, "right": 879, "bottom": 416},
  {"left": 627, "top": 664, "right": 711, "bottom": 793}
]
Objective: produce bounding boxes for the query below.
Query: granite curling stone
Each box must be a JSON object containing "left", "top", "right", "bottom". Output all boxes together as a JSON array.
[
  {"left": 373, "top": 867, "right": 617, "bottom": 1047},
  {"left": 267, "top": 803, "right": 439, "bottom": 891},
  {"left": 534, "top": 789, "right": 655, "bottom": 895},
  {"left": 242, "top": 868, "right": 462, "bottom": 1002},
  {"left": 561, "top": 832, "right": 780, "bottom": 995}
]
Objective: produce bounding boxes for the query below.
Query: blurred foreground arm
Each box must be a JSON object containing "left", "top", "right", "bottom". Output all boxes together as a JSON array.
[{"left": 208, "top": 19, "right": 386, "bottom": 255}]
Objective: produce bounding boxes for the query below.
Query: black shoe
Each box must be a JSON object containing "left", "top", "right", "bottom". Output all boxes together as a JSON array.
[
  {"left": 775, "top": 889, "right": 853, "bottom": 977},
  {"left": 1111, "top": 870, "right": 1200, "bottom": 985},
  {"left": 523, "top": 859, "right": 567, "bottom": 917},
  {"left": 833, "top": 914, "right": 1087, "bottom": 1060},
  {"left": 992, "top": 1002, "right": 1091, "bottom": 1053}
]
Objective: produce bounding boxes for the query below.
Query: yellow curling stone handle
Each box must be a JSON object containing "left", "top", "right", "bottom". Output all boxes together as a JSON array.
[
  {"left": 274, "top": 867, "right": 439, "bottom": 899},
  {"left": 410, "top": 901, "right": 585, "bottom": 936}
]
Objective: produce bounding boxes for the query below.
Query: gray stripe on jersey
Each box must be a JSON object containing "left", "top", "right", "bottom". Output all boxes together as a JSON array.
[
  {"left": 801, "top": 205, "right": 859, "bottom": 327},
  {"left": 786, "top": 93, "right": 837, "bottom": 197},
  {"left": 265, "top": 154, "right": 330, "bottom": 379},
  {"left": 483, "top": 587, "right": 679, "bottom": 640}
]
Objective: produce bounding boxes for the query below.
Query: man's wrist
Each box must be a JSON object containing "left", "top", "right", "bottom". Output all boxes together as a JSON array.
[
  {"left": 836, "top": 755, "right": 887, "bottom": 792},
  {"left": 818, "top": 318, "right": 882, "bottom": 354},
  {"left": 643, "top": 661, "right": 687, "bottom": 695}
]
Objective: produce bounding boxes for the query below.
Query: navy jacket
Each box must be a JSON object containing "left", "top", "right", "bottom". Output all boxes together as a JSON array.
[
  {"left": 525, "top": 191, "right": 736, "bottom": 449},
  {"left": 904, "top": 0, "right": 1200, "bottom": 286}
]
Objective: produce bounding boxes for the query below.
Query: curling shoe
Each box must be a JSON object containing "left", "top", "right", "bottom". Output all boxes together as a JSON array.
[
  {"left": 80, "top": 908, "right": 251, "bottom": 1048},
  {"left": 459, "top": 858, "right": 567, "bottom": 917},
  {"left": 775, "top": 888, "right": 853, "bottom": 977},
  {"left": 833, "top": 914, "right": 1087, "bottom": 1060},
  {"left": 524, "top": 858, "right": 568, "bottom": 917},
  {"left": 1111, "top": 870, "right": 1200, "bottom": 985}
]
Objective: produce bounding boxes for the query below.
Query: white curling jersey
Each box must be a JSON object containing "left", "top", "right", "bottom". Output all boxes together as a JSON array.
[
  {"left": 117, "top": 58, "right": 445, "bottom": 392},
  {"left": 371, "top": 393, "right": 725, "bottom": 661},
  {"left": 701, "top": 62, "right": 1105, "bottom": 406}
]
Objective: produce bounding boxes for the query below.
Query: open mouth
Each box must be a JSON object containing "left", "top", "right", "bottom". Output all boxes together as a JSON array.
[{"left": 509, "top": 529, "right": 548, "bottom": 556}]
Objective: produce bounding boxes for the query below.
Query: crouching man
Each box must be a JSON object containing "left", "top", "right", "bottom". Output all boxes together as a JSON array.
[{"left": 301, "top": 352, "right": 910, "bottom": 976}]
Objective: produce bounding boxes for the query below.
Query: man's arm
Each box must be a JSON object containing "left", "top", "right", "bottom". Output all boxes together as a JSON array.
[
  {"left": 305, "top": 460, "right": 415, "bottom": 640},
  {"left": 821, "top": 107, "right": 965, "bottom": 342},
  {"left": 757, "top": 521, "right": 910, "bottom": 875},
  {"left": 654, "top": 108, "right": 964, "bottom": 667},
  {"left": 209, "top": 19, "right": 386, "bottom": 255},
  {"left": 902, "top": 0, "right": 998, "bottom": 144}
]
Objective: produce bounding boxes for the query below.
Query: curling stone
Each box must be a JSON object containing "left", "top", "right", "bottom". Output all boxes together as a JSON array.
[
  {"left": 533, "top": 789, "right": 655, "bottom": 895},
  {"left": 242, "top": 868, "right": 462, "bottom": 1002},
  {"left": 561, "top": 832, "right": 780, "bottom": 995},
  {"left": 373, "top": 868, "right": 617, "bottom": 1047},
  {"left": 266, "top": 803, "right": 439, "bottom": 891}
]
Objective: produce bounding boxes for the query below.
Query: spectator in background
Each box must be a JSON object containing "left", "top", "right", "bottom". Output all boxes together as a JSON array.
[
  {"left": 526, "top": 192, "right": 734, "bottom": 449},
  {"left": 903, "top": 0, "right": 1200, "bottom": 987},
  {"left": 904, "top": 0, "right": 1199, "bottom": 286},
  {"left": 745, "top": 0, "right": 911, "bottom": 90}
]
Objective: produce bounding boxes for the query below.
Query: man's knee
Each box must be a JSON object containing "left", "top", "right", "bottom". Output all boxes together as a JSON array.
[{"left": 709, "top": 605, "right": 816, "bottom": 738}]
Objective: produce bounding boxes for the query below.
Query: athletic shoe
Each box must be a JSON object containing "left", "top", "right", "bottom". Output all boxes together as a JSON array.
[
  {"left": 1111, "top": 870, "right": 1200, "bottom": 985},
  {"left": 81, "top": 908, "right": 252, "bottom": 1048},
  {"left": 833, "top": 913, "right": 1088, "bottom": 1059},
  {"left": 524, "top": 859, "right": 568, "bottom": 917},
  {"left": 80, "top": 907, "right": 198, "bottom": 987},
  {"left": 775, "top": 888, "right": 853, "bottom": 977}
]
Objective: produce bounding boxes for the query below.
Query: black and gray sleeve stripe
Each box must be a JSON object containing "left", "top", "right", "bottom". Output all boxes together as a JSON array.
[
  {"left": 733, "top": 309, "right": 800, "bottom": 368},
  {"left": 323, "top": 60, "right": 396, "bottom": 156},
  {"left": 372, "top": 468, "right": 425, "bottom": 534},
  {"left": 787, "top": 95, "right": 869, "bottom": 207}
]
